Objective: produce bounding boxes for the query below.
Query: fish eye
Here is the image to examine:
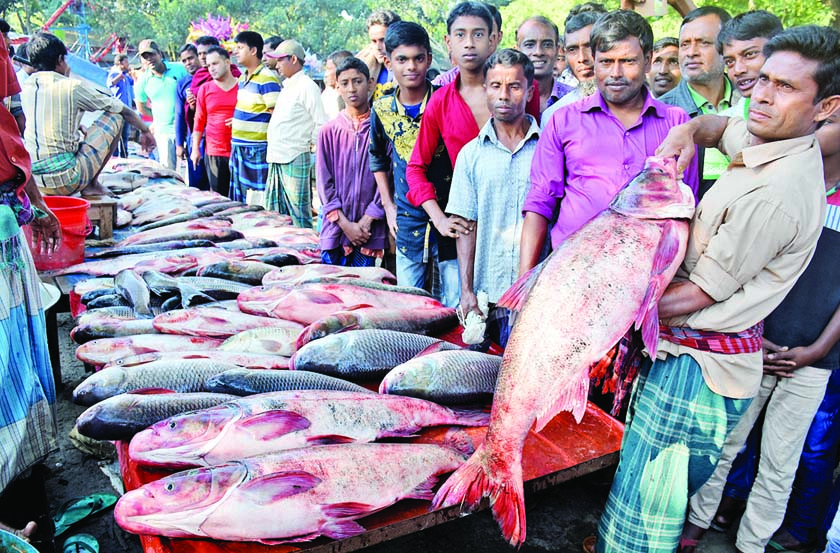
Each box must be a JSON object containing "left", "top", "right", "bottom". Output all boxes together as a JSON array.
[
  {"left": 165, "top": 482, "right": 174, "bottom": 491},
  {"left": 169, "top": 421, "right": 176, "bottom": 429}
]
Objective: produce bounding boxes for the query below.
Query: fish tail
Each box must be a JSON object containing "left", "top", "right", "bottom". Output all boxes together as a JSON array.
[
  {"left": 432, "top": 444, "right": 526, "bottom": 547},
  {"left": 448, "top": 408, "right": 491, "bottom": 427}
]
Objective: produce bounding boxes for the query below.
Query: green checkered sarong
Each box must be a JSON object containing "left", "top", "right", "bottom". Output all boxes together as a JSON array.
[
  {"left": 264, "top": 152, "right": 313, "bottom": 228},
  {"left": 596, "top": 354, "right": 751, "bottom": 553}
]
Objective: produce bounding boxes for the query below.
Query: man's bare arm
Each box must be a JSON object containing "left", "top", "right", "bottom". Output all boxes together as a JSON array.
[
  {"left": 519, "top": 212, "right": 549, "bottom": 276},
  {"left": 656, "top": 115, "right": 731, "bottom": 174},
  {"left": 658, "top": 279, "right": 715, "bottom": 320}
]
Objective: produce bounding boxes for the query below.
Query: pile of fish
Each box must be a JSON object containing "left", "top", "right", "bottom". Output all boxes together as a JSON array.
[{"left": 65, "top": 176, "right": 514, "bottom": 544}]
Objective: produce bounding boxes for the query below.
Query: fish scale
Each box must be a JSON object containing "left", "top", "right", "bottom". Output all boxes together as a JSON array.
[
  {"left": 205, "top": 368, "right": 371, "bottom": 395},
  {"left": 291, "top": 329, "right": 460, "bottom": 379}
]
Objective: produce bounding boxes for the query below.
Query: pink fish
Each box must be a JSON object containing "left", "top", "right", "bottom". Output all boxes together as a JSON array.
[
  {"left": 103, "top": 351, "right": 291, "bottom": 370},
  {"left": 152, "top": 308, "right": 303, "bottom": 339},
  {"left": 115, "top": 443, "right": 466, "bottom": 542},
  {"left": 76, "top": 334, "right": 224, "bottom": 365},
  {"left": 117, "top": 219, "right": 233, "bottom": 247},
  {"left": 238, "top": 283, "right": 444, "bottom": 325},
  {"left": 431, "top": 157, "right": 696, "bottom": 546},
  {"left": 261, "top": 265, "right": 397, "bottom": 287},
  {"left": 48, "top": 248, "right": 246, "bottom": 276},
  {"left": 296, "top": 307, "right": 458, "bottom": 347}
]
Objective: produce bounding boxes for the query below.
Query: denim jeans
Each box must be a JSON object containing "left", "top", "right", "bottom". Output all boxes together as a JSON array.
[{"left": 437, "top": 258, "right": 460, "bottom": 308}]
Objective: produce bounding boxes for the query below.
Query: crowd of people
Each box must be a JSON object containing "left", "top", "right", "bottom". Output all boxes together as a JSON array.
[{"left": 2, "top": 1, "right": 840, "bottom": 552}]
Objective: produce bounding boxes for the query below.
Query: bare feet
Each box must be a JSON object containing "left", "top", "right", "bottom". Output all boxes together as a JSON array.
[
  {"left": 0, "top": 520, "right": 38, "bottom": 542},
  {"left": 80, "top": 181, "right": 116, "bottom": 198}
]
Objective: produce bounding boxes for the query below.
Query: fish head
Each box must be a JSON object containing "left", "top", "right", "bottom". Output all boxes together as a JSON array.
[
  {"left": 289, "top": 332, "right": 350, "bottom": 371},
  {"left": 115, "top": 462, "right": 247, "bottom": 537},
  {"left": 379, "top": 358, "right": 435, "bottom": 395},
  {"left": 610, "top": 156, "right": 696, "bottom": 220},
  {"left": 295, "top": 313, "right": 360, "bottom": 349},
  {"left": 72, "top": 367, "right": 131, "bottom": 406},
  {"left": 108, "top": 352, "right": 162, "bottom": 368},
  {"left": 128, "top": 405, "right": 240, "bottom": 467}
]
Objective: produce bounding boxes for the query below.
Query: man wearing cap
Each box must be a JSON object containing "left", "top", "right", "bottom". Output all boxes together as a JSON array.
[
  {"left": 264, "top": 39, "right": 327, "bottom": 228},
  {"left": 21, "top": 32, "right": 155, "bottom": 196},
  {"left": 134, "top": 38, "right": 189, "bottom": 170}
]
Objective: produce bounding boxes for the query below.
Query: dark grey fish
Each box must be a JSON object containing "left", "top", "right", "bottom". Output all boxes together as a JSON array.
[
  {"left": 88, "top": 239, "right": 217, "bottom": 259},
  {"left": 71, "top": 318, "right": 158, "bottom": 344},
  {"left": 135, "top": 211, "right": 214, "bottom": 232},
  {"left": 217, "top": 238, "right": 277, "bottom": 250},
  {"left": 205, "top": 368, "right": 373, "bottom": 396},
  {"left": 210, "top": 204, "right": 264, "bottom": 217},
  {"left": 195, "top": 260, "right": 278, "bottom": 286},
  {"left": 87, "top": 294, "right": 131, "bottom": 310},
  {"left": 75, "top": 392, "right": 238, "bottom": 440},
  {"left": 193, "top": 199, "right": 241, "bottom": 209},
  {"left": 123, "top": 229, "right": 244, "bottom": 247},
  {"left": 290, "top": 330, "right": 460, "bottom": 380},
  {"left": 81, "top": 287, "right": 117, "bottom": 305},
  {"left": 380, "top": 350, "right": 501, "bottom": 405},
  {"left": 257, "top": 253, "right": 301, "bottom": 268}
]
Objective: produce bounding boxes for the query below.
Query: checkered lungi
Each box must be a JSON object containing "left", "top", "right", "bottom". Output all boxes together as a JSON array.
[
  {"left": 0, "top": 230, "right": 58, "bottom": 491},
  {"left": 32, "top": 111, "right": 123, "bottom": 196},
  {"left": 229, "top": 143, "right": 269, "bottom": 202},
  {"left": 596, "top": 353, "right": 751, "bottom": 553},
  {"left": 264, "top": 152, "right": 313, "bottom": 228}
]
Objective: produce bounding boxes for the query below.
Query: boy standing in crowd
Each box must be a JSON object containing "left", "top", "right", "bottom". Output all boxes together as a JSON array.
[
  {"left": 106, "top": 53, "right": 134, "bottom": 157},
  {"left": 317, "top": 57, "right": 385, "bottom": 266},
  {"left": 370, "top": 21, "right": 444, "bottom": 290}
]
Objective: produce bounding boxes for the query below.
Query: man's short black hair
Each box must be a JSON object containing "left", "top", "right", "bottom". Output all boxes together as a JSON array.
[
  {"left": 516, "top": 16, "right": 560, "bottom": 44},
  {"left": 483, "top": 3, "right": 502, "bottom": 33},
  {"left": 195, "top": 36, "right": 220, "bottom": 47},
  {"left": 483, "top": 48, "right": 535, "bottom": 84},
  {"left": 234, "top": 31, "right": 264, "bottom": 59},
  {"left": 179, "top": 44, "right": 197, "bottom": 56},
  {"left": 653, "top": 36, "right": 679, "bottom": 52},
  {"left": 327, "top": 49, "right": 353, "bottom": 66},
  {"left": 565, "top": 2, "right": 607, "bottom": 27},
  {"left": 335, "top": 56, "right": 370, "bottom": 80},
  {"left": 590, "top": 9, "right": 653, "bottom": 57},
  {"left": 385, "top": 21, "right": 431, "bottom": 55},
  {"left": 0, "top": 18, "right": 11, "bottom": 34},
  {"left": 681, "top": 6, "right": 731, "bottom": 29},
  {"left": 27, "top": 32, "right": 68, "bottom": 72},
  {"left": 764, "top": 25, "right": 840, "bottom": 103},
  {"left": 447, "top": 2, "right": 494, "bottom": 35},
  {"left": 264, "top": 35, "right": 284, "bottom": 52},
  {"left": 205, "top": 45, "right": 230, "bottom": 60},
  {"left": 716, "top": 10, "right": 783, "bottom": 54},
  {"left": 366, "top": 9, "right": 401, "bottom": 30}
]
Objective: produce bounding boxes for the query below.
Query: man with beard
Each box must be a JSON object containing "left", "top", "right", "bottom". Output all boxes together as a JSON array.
[
  {"left": 659, "top": 6, "right": 736, "bottom": 199},
  {"left": 447, "top": 49, "right": 541, "bottom": 347},
  {"left": 647, "top": 37, "right": 681, "bottom": 97},
  {"left": 539, "top": 3, "right": 607, "bottom": 124},
  {"left": 521, "top": 10, "right": 699, "bottom": 274}
]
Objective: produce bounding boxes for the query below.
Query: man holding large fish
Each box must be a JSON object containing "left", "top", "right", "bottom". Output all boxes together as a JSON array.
[{"left": 593, "top": 25, "right": 840, "bottom": 553}]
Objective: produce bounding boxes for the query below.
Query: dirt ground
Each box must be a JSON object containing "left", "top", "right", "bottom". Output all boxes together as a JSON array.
[{"left": 45, "top": 312, "right": 740, "bottom": 553}]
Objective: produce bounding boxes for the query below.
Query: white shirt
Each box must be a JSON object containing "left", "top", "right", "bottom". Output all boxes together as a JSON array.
[{"left": 266, "top": 70, "right": 327, "bottom": 164}]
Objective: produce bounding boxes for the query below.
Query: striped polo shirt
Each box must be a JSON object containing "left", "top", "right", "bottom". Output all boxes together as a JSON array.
[{"left": 232, "top": 64, "right": 281, "bottom": 145}]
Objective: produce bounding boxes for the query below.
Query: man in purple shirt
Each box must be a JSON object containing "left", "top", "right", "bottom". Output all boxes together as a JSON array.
[{"left": 520, "top": 9, "right": 699, "bottom": 274}]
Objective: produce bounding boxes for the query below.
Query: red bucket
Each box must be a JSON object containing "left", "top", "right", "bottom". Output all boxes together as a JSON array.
[{"left": 24, "top": 196, "right": 91, "bottom": 271}]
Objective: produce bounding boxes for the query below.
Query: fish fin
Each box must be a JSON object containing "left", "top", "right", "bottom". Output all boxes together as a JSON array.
[
  {"left": 439, "top": 428, "right": 477, "bottom": 456},
  {"left": 344, "top": 303, "right": 375, "bottom": 310},
  {"left": 432, "top": 443, "right": 527, "bottom": 547},
  {"left": 405, "top": 474, "right": 441, "bottom": 501},
  {"left": 634, "top": 220, "right": 685, "bottom": 357},
  {"left": 320, "top": 519, "right": 367, "bottom": 540},
  {"left": 302, "top": 291, "right": 344, "bottom": 305},
  {"left": 497, "top": 260, "right": 547, "bottom": 313},
  {"left": 448, "top": 408, "right": 491, "bottom": 427},
  {"left": 413, "top": 341, "right": 455, "bottom": 358},
  {"left": 534, "top": 367, "right": 590, "bottom": 430},
  {"left": 322, "top": 502, "right": 374, "bottom": 519},
  {"left": 306, "top": 434, "right": 357, "bottom": 445},
  {"left": 126, "top": 388, "right": 177, "bottom": 395},
  {"left": 238, "top": 410, "right": 311, "bottom": 439},
  {"left": 241, "top": 470, "right": 320, "bottom": 503}
]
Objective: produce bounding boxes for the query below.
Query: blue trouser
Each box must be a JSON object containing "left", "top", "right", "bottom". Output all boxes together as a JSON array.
[{"left": 723, "top": 369, "right": 840, "bottom": 548}]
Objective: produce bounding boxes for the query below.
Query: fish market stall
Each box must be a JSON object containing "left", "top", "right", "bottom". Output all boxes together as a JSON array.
[{"left": 48, "top": 157, "right": 637, "bottom": 552}]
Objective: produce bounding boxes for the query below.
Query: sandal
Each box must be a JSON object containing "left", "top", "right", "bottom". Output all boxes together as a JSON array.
[
  {"left": 52, "top": 494, "right": 117, "bottom": 537},
  {"left": 0, "top": 527, "right": 39, "bottom": 553},
  {"left": 62, "top": 533, "right": 99, "bottom": 553},
  {"left": 678, "top": 538, "right": 699, "bottom": 553},
  {"left": 765, "top": 539, "right": 816, "bottom": 553}
]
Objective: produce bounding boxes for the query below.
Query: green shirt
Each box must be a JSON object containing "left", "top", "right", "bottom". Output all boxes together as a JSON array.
[
  {"left": 135, "top": 62, "right": 189, "bottom": 135},
  {"left": 688, "top": 80, "right": 736, "bottom": 180}
]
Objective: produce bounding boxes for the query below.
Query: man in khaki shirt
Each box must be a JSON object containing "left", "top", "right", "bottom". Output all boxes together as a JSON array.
[{"left": 592, "top": 26, "right": 840, "bottom": 553}]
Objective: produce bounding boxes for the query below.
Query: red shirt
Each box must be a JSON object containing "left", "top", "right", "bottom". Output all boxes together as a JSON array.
[
  {"left": 406, "top": 73, "right": 540, "bottom": 207},
  {"left": 193, "top": 80, "right": 238, "bottom": 157}
]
